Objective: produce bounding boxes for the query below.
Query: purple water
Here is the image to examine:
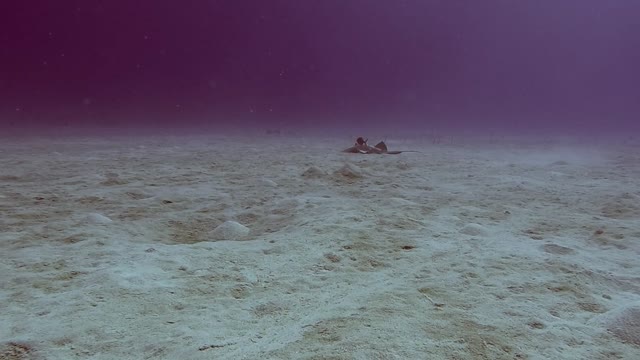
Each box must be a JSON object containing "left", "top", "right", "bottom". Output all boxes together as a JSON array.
[{"left": 2, "top": 0, "right": 639, "bottom": 135}]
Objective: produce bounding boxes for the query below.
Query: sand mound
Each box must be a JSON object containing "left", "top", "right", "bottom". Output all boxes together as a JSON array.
[
  {"left": 591, "top": 302, "right": 640, "bottom": 346},
  {"left": 601, "top": 192, "right": 640, "bottom": 219},
  {"left": 542, "top": 243, "right": 575, "bottom": 255},
  {"left": 209, "top": 220, "right": 251, "bottom": 241},
  {"left": 333, "top": 163, "right": 364, "bottom": 180},
  {"left": 83, "top": 213, "right": 113, "bottom": 224},
  {"left": 301, "top": 166, "right": 326, "bottom": 178},
  {"left": 258, "top": 178, "right": 278, "bottom": 187},
  {"left": 460, "top": 223, "right": 488, "bottom": 236}
]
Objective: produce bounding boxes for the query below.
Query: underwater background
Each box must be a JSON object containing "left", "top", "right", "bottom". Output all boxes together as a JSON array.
[{"left": 2, "top": 0, "right": 639, "bottom": 134}]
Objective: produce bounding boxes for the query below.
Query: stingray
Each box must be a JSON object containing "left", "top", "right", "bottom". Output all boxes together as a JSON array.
[{"left": 342, "top": 137, "right": 422, "bottom": 154}]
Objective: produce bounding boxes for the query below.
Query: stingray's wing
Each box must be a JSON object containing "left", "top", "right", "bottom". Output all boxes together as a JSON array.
[
  {"left": 343, "top": 146, "right": 371, "bottom": 154},
  {"left": 374, "top": 141, "right": 388, "bottom": 153},
  {"left": 342, "top": 146, "right": 359, "bottom": 153},
  {"left": 366, "top": 146, "right": 384, "bottom": 154},
  {"left": 374, "top": 141, "right": 422, "bottom": 154}
]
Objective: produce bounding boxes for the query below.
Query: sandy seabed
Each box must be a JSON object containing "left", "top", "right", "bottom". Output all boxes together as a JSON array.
[{"left": 1, "top": 132, "right": 639, "bottom": 360}]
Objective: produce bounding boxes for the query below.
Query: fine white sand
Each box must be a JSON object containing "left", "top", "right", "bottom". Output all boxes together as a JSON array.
[{"left": 1, "top": 133, "right": 639, "bottom": 359}]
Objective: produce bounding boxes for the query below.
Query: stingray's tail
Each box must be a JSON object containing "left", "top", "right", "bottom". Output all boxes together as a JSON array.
[{"left": 387, "top": 150, "right": 423, "bottom": 154}]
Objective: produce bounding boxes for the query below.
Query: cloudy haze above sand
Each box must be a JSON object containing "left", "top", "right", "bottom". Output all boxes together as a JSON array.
[{"left": 2, "top": 0, "right": 639, "bottom": 133}]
